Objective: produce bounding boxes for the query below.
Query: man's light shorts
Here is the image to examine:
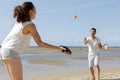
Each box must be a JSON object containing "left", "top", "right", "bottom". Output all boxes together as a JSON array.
[
  {"left": 0, "top": 48, "right": 20, "bottom": 60},
  {"left": 88, "top": 54, "right": 99, "bottom": 68}
]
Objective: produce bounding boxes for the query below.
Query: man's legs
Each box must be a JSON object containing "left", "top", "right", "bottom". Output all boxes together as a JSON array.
[
  {"left": 90, "top": 67, "right": 95, "bottom": 80},
  {"left": 96, "top": 65, "right": 100, "bottom": 80},
  {"left": 95, "top": 55, "right": 100, "bottom": 80},
  {"left": 88, "top": 55, "right": 95, "bottom": 80}
]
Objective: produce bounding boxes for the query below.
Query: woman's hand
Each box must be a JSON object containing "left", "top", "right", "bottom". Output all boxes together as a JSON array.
[{"left": 60, "top": 46, "right": 72, "bottom": 55}]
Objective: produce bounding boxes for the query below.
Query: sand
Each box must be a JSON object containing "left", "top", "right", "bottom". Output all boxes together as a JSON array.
[{"left": 24, "top": 67, "right": 120, "bottom": 80}]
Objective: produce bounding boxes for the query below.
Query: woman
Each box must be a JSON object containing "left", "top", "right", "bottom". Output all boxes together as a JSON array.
[{"left": 0, "top": 2, "right": 71, "bottom": 80}]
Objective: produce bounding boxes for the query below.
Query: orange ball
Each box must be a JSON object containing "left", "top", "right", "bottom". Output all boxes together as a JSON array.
[{"left": 73, "top": 15, "right": 77, "bottom": 19}]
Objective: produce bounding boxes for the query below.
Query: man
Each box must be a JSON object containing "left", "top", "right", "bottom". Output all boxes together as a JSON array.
[{"left": 84, "top": 28, "right": 102, "bottom": 80}]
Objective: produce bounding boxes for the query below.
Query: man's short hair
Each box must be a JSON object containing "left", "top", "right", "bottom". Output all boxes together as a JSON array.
[{"left": 90, "top": 28, "right": 96, "bottom": 32}]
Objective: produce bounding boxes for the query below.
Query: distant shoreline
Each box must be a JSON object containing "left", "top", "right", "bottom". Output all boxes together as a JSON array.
[
  {"left": 0, "top": 46, "right": 120, "bottom": 53},
  {"left": 29, "top": 46, "right": 120, "bottom": 48},
  {"left": 26, "top": 47, "right": 120, "bottom": 54}
]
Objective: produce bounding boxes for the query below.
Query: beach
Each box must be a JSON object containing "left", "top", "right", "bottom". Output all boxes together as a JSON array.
[
  {"left": 24, "top": 67, "right": 120, "bottom": 80},
  {"left": 0, "top": 47, "right": 120, "bottom": 80}
]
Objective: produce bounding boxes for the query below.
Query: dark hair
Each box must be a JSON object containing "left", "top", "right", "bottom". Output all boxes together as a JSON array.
[
  {"left": 13, "top": 2, "right": 34, "bottom": 23},
  {"left": 90, "top": 28, "right": 96, "bottom": 32}
]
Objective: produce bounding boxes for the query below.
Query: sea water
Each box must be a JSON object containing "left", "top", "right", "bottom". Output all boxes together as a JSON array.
[{"left": 0, "top": 50, "right": 120, "bottom": 78}]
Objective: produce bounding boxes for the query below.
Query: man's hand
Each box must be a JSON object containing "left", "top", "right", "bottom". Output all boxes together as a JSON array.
[{"left": 84, "top": 37, "right": 88, "bottom": 44}]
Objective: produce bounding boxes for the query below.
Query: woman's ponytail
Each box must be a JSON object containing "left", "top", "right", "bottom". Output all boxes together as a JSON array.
[{"left": 13, "top": 2, "right": 34, "bottom": 23}]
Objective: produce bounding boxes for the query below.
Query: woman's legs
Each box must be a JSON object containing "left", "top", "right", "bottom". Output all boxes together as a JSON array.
[{"left": 3, "top": 59, "right": 23, "bottom": 80}]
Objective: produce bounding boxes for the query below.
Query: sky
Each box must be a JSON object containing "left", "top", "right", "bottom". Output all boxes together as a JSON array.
[{"left": 0, "top": 0, "right": 120, "bottom": 47}]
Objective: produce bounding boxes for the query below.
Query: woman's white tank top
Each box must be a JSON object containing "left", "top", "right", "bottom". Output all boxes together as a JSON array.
[{"left": 1, "top": 21, "right": 32, "bottom": 53}]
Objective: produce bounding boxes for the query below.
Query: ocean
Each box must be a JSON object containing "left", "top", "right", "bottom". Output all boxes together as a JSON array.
[{"left": 0, "top": 47, "right": 120, "bottom": 79}]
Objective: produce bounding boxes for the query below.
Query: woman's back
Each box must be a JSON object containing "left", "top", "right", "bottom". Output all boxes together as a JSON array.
[{"left": 2, "top": 21, "right": 32, "bottom": 53}]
